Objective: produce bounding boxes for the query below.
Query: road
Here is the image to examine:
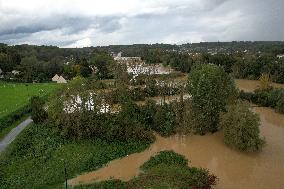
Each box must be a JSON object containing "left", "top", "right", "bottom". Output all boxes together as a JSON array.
[{"left": 0, "top": 117, "right": 33, "bottom": 153}]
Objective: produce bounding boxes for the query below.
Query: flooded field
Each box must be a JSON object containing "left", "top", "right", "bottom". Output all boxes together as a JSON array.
[
  {"left": 235, "top": 79, "right": 284, "bottom": 92},
  {"left": 69, "top": 105, "right": 284, "bottom": 188}
]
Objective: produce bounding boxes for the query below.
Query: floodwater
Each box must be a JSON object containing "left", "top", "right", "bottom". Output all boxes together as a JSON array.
[
  {"left": 68, "top": 106, "right": 284, "bottom": 188},
  {"left": 235, "top": 79, "right": 284, "bottom": 92},
  {"left": 68, "top": 79, "right": 284, "bottom": 188}
]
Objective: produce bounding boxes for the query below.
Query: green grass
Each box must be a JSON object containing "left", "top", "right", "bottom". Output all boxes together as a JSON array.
[
  {"left": 74, "top": 151, "right": 217, "bottom": 189},
  {"left": 0, "top": 114, "right": 30, "bottom": 140},
  {"left": 0, "top": 124, "right": 151, "bottom": 189},
  {"left": 0, "top": 82, "right": 58, "bottom": 119}
]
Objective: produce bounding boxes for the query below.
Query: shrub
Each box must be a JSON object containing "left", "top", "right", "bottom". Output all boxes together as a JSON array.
[
  {"left": 153, "top": 103, "right": 176, "bottom": 136},
  {"left": 30, "top": 96, "right": 48, "bottom": 124},
  {"left": 276, "top": 96, "right": 284, "bottom": 113},
  {"left": 141, "top": 150, "right": 188, "bottom": 171},
  {"left": 239, "top": 88, "right": 284, "bottom": 114},
  {"left": 129, "top": 151, "right": 217, "bottom": 189},
  {"left": 220, "top": 103, "right": 265, "bottom": 152}
]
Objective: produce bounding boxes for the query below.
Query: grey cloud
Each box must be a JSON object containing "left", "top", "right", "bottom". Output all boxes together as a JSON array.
[{"left": 0, "top": 0, "right": 283, "bottom": 46}]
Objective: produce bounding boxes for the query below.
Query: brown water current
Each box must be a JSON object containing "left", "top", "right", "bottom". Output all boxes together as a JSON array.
[
  {"left": 68, "top": 106, "right": 284, "bottom": 188},
  {"left": 69, "top": 80, "right": 284, "bottom": 188},
  {"left": 235, "top": 79, "right": 284, "bottom": 92}
]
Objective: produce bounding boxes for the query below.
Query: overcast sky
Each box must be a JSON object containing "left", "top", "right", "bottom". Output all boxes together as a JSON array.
[{"left": 0, "top": 0, "right": 283, "bottom": 47}]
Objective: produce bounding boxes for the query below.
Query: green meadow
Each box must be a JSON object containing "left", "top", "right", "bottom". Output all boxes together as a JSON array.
[{"left": 0, "top": 82, "right": 58, "bottom": 119}]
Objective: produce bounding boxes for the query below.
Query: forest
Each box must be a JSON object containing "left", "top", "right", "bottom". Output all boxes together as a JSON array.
[{"left": 1, "top": 41, "right": 284, "bottom": 83}]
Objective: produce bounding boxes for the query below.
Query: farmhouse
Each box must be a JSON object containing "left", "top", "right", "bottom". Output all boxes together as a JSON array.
[
  {"left": 58, "top": 76, "right": 67, "bottom": 83},
  {"left": 52, "top": 74, "right": 60, "bottom": 82},
  {"left": 52, "top": 74, "right": 67, "bottom": 83}
]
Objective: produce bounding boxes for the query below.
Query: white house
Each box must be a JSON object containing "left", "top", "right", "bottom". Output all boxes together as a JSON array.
[
  {"left": 277, "top": 54, "right": 284, "bottom": 59},
  {"left": 57, "top": 76, "right": 67, "bottom": 83},
  {"left": 52, "top": 74, "right": 67, "bottom": 83},
  {"left": 52, "top": 74, "right": 60, "bottom": 82}
]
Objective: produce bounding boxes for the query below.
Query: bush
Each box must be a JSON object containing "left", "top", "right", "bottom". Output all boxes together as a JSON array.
[
  {"left": 153, "top": 103, "right": 176, "bottom": 136},
  {"left": 220, "top": 103, "right": 265, "bottom": 152},
  {"left": 129, "top": 151, "right": 217, "bottom": 189},
  {"left": 30, "top": 96, "right": 48, "bottom": 124},
  {"left": 77, "top": 151, "right": 217, "bottom": 189},
  {"left": 140, "top": 150, "right": 188, "bottom": 171},
  {"left": 276, "top": 96, "right": 284, "bottom": 113},
  {"left": 239, "top": 88, "right": 284, "bottom": 113}
]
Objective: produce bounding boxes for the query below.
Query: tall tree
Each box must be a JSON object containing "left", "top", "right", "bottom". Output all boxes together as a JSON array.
[{"left": 188, "top": 64, "right": 236, "bottom": 134}]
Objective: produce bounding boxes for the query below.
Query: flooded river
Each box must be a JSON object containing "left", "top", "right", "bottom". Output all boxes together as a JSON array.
[
  {"left": 235, "top": 79, "right": 284, "bottom": 92},
  {"left": 69, "top": 106, "right": 284, "bottom": 188},
  {"left": 69, "top": 80, "right": 284, "bottom": 188}
]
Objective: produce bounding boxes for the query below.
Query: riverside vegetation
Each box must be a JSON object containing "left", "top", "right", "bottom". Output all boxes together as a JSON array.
[{"left": 0, "top": 62, "right": 266, "bottom": 188}]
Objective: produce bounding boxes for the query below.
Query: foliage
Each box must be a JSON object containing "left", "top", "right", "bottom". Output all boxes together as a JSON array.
[
  {"left": 0, "top": 124, "right": 151, "bottom": 189},
  {"left": 239, "top": 88, "right": 284, "bottom": 113},
  {"left": 153, "top": 103, "right": 176, "bottom": 136},
  {"left": 74, "top": 151, "right": 217, "bottom": 189},
  {"left": 219, "top": 103, "right": 265, "bottom": 152},
  {"left": 1, "top": 42, "right": 284, "bottom": 83},
  {"left": 140, "top": 150, "right": 188, "bottom": 171},
  {"left": 90, "top": 52, "right": 115, "bottom": 79},
  {"left": 30, "top": 96, "right": 48, "bottom": 124},
  {"left": 188, "top": 64, "right": 237, "bottom": 134},
  {"left": 48, "top": 77, "right": 154, "bottom": 142},
  {"left": 259, "top": 73, "right": 272, "bottom": 91}
]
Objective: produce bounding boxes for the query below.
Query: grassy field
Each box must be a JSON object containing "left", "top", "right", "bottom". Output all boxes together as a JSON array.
[
  {"left": 0, "top": 124, "right": 151, "bottom": 189},
  {"left": 0, "top": 82, "right": 58, "bottom": 119}
]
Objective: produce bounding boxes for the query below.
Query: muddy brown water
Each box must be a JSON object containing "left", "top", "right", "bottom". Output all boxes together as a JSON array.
[
  {"left": 69, "top": 80, "right": 284, "bottom": 188},
  {"left": 235, "top": 79, "right": 284, "bottom": 92}
]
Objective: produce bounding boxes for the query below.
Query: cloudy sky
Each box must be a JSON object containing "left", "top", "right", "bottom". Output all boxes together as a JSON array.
[{"left": 0, "top": 0, "right": 283, "bottom": 47}]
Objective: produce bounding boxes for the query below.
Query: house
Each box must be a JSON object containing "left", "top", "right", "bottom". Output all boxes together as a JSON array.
[
  {"left": 52, "top": 74, "right": 60, "bottom": 82},
  {"left": 52, "top": 74, "right": 67, "bottom": 83},
  {"left": 57, "top": 76, "right": 67, "bottom": 83},
  {"left": 0, "top": 68, "right": 2, "bottom": 75}
]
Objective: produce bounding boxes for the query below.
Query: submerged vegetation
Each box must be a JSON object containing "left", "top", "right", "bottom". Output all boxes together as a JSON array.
[
  {"left": 220, "top": 102, "right": 265, "bottom": 152},
  {"left": 74, "top": 151, "right": 217, "bottom": 189},
  {"left": 188, "top": 64, "right": 236, "bottom": 134},
  {"left": 1, "top": 42, "right": 279, "bottom": 188}
]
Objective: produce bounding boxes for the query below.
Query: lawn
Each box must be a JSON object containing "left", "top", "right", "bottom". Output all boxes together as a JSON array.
[
  {"left": 0, "top": 124, "right": 151, "bottom": 189},
  {"left": 0, "top": 82, "right": 58, "bottom": 119}
]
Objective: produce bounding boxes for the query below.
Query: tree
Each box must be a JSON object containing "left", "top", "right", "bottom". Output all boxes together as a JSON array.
[
  {"left": 188, "top": 64, "right": 236, "bottom": 134},
  {"left": 90, "top": 52, "right": 114, "bottom": 79},
  {"left": 220, "top": 103, "right": 265, "bottom": 152},
  {"left": 18, "top": 56, "right": 43, "bottom": 82}
]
